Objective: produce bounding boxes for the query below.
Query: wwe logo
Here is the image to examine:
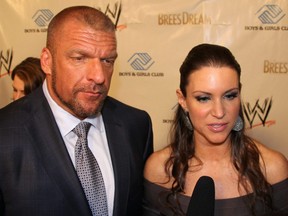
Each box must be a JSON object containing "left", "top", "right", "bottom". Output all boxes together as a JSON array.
[
  {"left": 32, "top": 9, "right": 54, "bottom": 27},
  {"left": 103, "top": 2, "right": 122, "bottom": 27},
  {"left": 128, "top": 53, "right": 155, "bottom": 71},
  {"left": 256, "top": 5, "right": 286, "bottom": 24},
  {"left": 0, "top": 49, "right": 13, "bottom": 78},
  {"left": 243, "top": 97, "right": 273, "bottom": 128}
]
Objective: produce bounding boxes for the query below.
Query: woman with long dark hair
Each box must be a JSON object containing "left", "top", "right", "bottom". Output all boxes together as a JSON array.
[{"left": 143, "top": 44, "right": 288, "bottom": 216}]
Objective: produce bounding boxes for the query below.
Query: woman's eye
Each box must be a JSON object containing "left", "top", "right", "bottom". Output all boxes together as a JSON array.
[
  {"left": 225, "top": 92, "right": 239, "bottom": 100},
  {"left": 195, "top": 96, "right": 210, "bottom": 103}
]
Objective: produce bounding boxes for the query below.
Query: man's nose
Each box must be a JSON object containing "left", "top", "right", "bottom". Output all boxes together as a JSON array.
[{"left": 86, "top": 59, "right": 105, "bottom": 84}]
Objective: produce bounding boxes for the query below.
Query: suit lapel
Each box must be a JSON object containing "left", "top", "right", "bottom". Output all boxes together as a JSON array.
[
  {"left": 27, "top": 90, "right": 131, "bottom": 215},
  {"left": 102, "top": 98, "right": 130, "bottom": 216},
  {"left": 26, "top": 89, "right": 91, "bottom": 216}
]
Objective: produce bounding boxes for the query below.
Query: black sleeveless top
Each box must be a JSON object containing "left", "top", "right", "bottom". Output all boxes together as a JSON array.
[{"left": 143, "top": 178, "right": 288, "bottom": 216}]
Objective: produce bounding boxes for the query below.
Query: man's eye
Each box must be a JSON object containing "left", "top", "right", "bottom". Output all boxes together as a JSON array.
[
  {"left": 101, "top": 58, "right": 115, "bottom": 65},
  {"left": 72, "top": 56, "right": 85, "bottom": 62}
]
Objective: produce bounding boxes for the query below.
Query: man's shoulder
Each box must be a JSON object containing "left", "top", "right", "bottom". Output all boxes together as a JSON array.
[
  {"left": 0, "top": 97, "right": 30, "bottom": 119},
  {"left": 102, "top": 96, "right": 152, "bottom": 126},
  {"left": 0, "top": 87, "right": 46, "bottom": 126},
  {"left": 104, "top": 96, "right": 148, "bottom": 115}
]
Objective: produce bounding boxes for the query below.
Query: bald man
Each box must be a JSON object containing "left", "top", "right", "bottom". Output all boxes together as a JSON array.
[{"left": 0, "top": 6, "right": 153, "bottom": 216}]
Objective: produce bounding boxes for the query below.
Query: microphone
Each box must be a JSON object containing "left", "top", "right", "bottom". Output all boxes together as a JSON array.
[{"left": 186, "top": 176, "right": 215, "bottom": 216}]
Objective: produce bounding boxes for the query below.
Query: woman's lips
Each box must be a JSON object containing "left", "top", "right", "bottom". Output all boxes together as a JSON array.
[{"left": 207, "top": 123, "right": 228, "bottom": 132}]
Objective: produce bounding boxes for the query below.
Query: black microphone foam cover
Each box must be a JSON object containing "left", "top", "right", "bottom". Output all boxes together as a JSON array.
[{"left": 186, "top": 176, "right": 215, "bottom": 216}]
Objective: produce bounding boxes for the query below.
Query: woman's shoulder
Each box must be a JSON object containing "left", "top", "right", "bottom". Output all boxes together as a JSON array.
[
  {"left": 255, "top": 140, "right": 288, "bottom": 184},
  {"left": 144, "top": 146, "right": 172, "bottom": 184}
]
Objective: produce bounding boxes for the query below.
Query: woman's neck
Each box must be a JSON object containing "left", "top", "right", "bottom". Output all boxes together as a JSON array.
[{"left": 194, "top": 140, "right": 232, "bottom": 162}]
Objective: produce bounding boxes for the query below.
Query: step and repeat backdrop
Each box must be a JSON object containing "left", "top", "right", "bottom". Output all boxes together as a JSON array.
[{"left": 0, "top": 0, "right": 287, "bottom": 156}]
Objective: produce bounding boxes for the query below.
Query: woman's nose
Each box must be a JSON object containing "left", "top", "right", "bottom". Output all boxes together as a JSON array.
[{"left": 211, "top": 100, "right": 225, "bottom": 118}]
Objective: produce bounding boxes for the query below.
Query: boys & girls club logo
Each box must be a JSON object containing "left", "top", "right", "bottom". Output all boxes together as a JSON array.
[
  {"left": 119, "top": 52, "right": 164, "bottom": 77},
  {"left": 245, "top": 4, "right": 288, "bottom": 31},
  {"left": 0, "top": 49, "right": 13, "bottom": 79},
  {"left": 33, "top": 9, "right": 54, "bottom": 27},
  {"left": 128, "top": 53, "right": 154, "bottom": 71},
  {"left": 256, "top": 5, "right": 285, "bottom": 24},
  {"left": 24, "top": 1, "right": 124, "bottom": 34},
  {"left": 24, "top": 9, "right": 53, "bottom": 33}
]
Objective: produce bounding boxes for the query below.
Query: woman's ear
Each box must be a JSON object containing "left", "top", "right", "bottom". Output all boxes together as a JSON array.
[
  {"left": 176, "top": 89, "right": 187, "bottom": 111},
  {"left": 40, "top": 48, "right": 52, "bottom": 76}
]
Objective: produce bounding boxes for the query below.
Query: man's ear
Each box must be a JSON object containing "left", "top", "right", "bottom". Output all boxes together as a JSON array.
[
  {"left": 40, "top": 48, "right": 52, "bottom": 76},
  {"left": 176, "top": 89, "right": 187, "bottom": 111}
]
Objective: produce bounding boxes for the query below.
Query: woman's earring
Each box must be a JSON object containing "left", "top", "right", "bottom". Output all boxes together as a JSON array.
[
  {"left": 232, "top": 116, "right": 244, "bottom": 131},
  {"left": 184, "top": 111, "right": 193, "bottom": 131}
]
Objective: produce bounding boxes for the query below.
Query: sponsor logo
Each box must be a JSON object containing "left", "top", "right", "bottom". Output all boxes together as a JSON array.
[
  {"left": 0, "top": 49, "right": 13, "bottom": 78},
  {"left": 263, "top": 60, "right": 288, "bottom": 74},
  {"left": 256, "top": 5, "right": 285, "bottom": 24},
  {"left": 245, "top": 4, "right": 288, "bottom": 31},
  {"left": 98, "top": 2, "right": 124, "bottom": 30},
  {"left": 158, "top": 11, "right": 211, "bottom": 25},
  {"left": 128, "top": 53, "right": 154, "bottom": 71},
  {"left": 25, "top": 1, "right": 125, "bottom": 34},
  {"left": 24, "top": 9, "right": 53, "bottom": 34},
  {"left": 119, "top": 52, "right": 164, "bottom": 77},
  {"left": 243, "top": 97, "right": 275, "bottom": 128},
  {"left": 32, "top": 9, "right": 54, "bottom": 27}
]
